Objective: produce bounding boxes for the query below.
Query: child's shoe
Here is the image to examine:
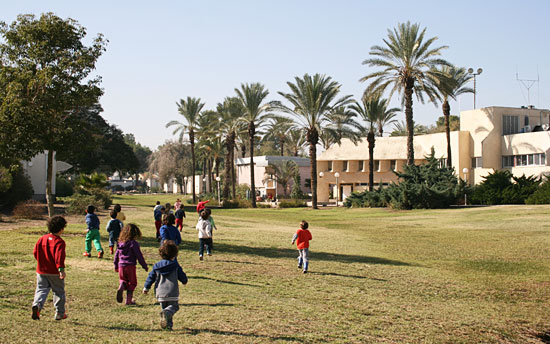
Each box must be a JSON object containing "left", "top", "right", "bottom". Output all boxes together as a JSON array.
[
  {"left": 116, "top": 288, "right": 124, "bottom": 303},
  {"left": 55, "top": 313, "right": 68, "bottom": 320},
  {"left": 98, "top": 251, "right": 104, "bottom": 259},
  {"left": 302, "top": 270, "right": 308, "bottom": 274},
  {"left": 83, "top": 252, "right": 91, "bottom": 258},
  {"left": 199, "top": 255, "right": 203, "bottom": 261},
  {"left": 110, "top": 246, "right": 114, "bottom": 254},
  {"left": 160, "top": 311, "right": 168, "bottom": 329},
  {"left": 297, "top": 264, "right": 302, "bottom": 269},
  {"left": 31, "top": 305, "right": 40, "bottom": 320}
]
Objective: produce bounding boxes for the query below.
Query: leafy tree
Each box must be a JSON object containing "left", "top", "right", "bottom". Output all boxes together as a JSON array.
[
  {"left": 0, "top": 13, "right": 107, "bottom": 216},
  {"left": 276, "top": 73, "right": 352, "bottom": 209},
  {"left": 434, "top": 115, "right": 460, "bottom": 132},
  {"left": 390, "top": 120, "right": 428, "bottom": 136},
  {"left": 148, "top": 141, "right": 191, "bottom": 191},
  {"left": 167, "top": 97, "right": 205, "bottom": 203},
  {"left": 361, "top": 21, "right": 449, "bottom": 165},
  {"left": 290, "top": 172, "right": 305, "bottom": 199},
  {"left": 286, "top": 128, "right": 306, "bottom": 157},
  {"left": 264, "top": 116, "right": 295, "bottom": 156},
  {"left": 124, "top": 134, "right": 152, "bottom": 173},
  {"left": 235, "top": 82, "right": 273, "bottom": 208},
  {"left": 320, "top": 106, "right": 361, "bottom": 150},
  {"left": 76, "top": 172, "right": 109, "bottom": 192},
  {"left": 266, "top": 160, "right": 298, "bottom": 197}
]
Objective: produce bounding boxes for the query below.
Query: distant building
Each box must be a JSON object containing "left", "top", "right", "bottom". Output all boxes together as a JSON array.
[
  {"left": 317, "top": 106, "right": 550, "bottom": 203},
  {"left": 236, "top": 155, "right": 310, "bottom": 198},
  {"left": 22, "top": 151, "right": 71, "bottom": 201}
]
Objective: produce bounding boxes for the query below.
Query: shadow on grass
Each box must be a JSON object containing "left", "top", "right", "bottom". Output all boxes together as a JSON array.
[
  {"left": 212, "top": 242, "right": 412, "bottom": 266},
  {"left": 214, "top": 259, "right": 259, "bottom": 265},
  {"left": 311, "top": 271, "right": 387, "bottom": 281},
  {"left": 180, "top": 302, "right": 234, "bottom": 307},
  {"left": 192, "top": 275, "right": 260, "bottom": 287}
]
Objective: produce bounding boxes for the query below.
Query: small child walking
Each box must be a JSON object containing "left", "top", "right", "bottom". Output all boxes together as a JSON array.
[
  {"left": 291, "top": 220, "right": 312, "bottom": 273},
  {"left": 159, "top": 213, "right": 182, "bottom": 246},
  {"left": 174, "top": 204, "right": 186, "bottom": 231},
  {"left": 114, "top": 224, "right": 148, "bottom": 305},
  {"left": 32, "top": 216, "right": 68, "bottom": 320},
  {"left": 106, "top": 209, "right": 123, "bottom": 254},
  {"left": 143, "top": 240, "right": 188, "bottom": 330},
  {"left": 196, "top": 210, "right": 215, "bottom": 260},
  {"left": 204, "top": 208, "right": 217, "bottom": 231},
  {"left": 83, "top": 205, "right": 104, "bottom": 258},
  {"left": 114, "top": 204, "right": 126, "bottom": 222},
  {"left": 154, "top": 206, "right": 164, "bottom": 241}
]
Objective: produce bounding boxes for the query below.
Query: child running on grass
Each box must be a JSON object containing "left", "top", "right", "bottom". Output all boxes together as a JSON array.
[
  {"left": 83, "top": 205, "right": 104, "bottom": 258},
  {"left": 32, "top": 216, "right": 68, "bottom": 321},
  {"left": 114, "top": 224, "right": 148, "bottom": 305},
  {"left": 291, "top": 220, "right": 312, "bottom": 274},
  {"left": 175, "top": 204, "right": 186, "bottom": 231},
  {"left": 143, "top": 240, "right": 188, "bottom": 330},
  {"left": 154, "top": 206, "right": 164, "bottom": 241},
  {"left": 196, "top": 210, "right": 214, "bottom": 260},
  {"left": 159, "top": 213, "right": 182, "bottom": 246},
  {"left": 106, "top": 209, "right": 123, "bottom": 254}
]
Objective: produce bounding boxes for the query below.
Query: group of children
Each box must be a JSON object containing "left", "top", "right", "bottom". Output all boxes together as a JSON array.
[{"left": 31, "top": 199, "right": 312, "bottom": 330}]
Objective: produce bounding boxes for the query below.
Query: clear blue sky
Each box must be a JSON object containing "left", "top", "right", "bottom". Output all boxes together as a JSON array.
[{"left": 3, "top": 1, "right": 550, "bottom": 149}]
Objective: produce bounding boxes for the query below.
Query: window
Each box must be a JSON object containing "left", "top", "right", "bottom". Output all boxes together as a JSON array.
[
  {"left": 502, "top": 153, "right": 545, "bottom": 167},
  {"left": 327, "top": 161, "right": 332, "bottom": 172},
  {"left": 358, "top": 160, "right": 364, "bottom": 171},
  {"left": 503, "top": 115, "right": 520, "bottom": 135},
  {"left": 439, "top": 158, "right": 447, "bottom": 168},
  {"left": 472, "top": 157, "right": 482, "bottom": 169},
  {"left": 524, "top": 116, "right": 530, "bottom": 126},
  {"left": 342, "top": 160, "right": 348, "bottom": 172},
  {"left": 390, "top": 160, "right": 396, "bottom": 171},
  {"left": 374, "top": 160, "right": 380, "bottom": 172}
]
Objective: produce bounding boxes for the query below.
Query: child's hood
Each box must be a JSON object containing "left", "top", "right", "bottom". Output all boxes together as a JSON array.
[
  {"left": 117, "top": 240, "right": 137, "bottom": 252},
  {"left": 153, "top": 259, "right": 180, "bottom": 275}
]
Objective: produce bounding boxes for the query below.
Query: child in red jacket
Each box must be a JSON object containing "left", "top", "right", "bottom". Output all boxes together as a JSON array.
[
  {"left": 291, "top": 220, "right": 312, "bottom": 273},
  {"left": 32, "top": 216, "right": 68, "bottom": 320}
]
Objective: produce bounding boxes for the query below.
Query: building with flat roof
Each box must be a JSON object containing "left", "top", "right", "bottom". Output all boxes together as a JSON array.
[{"left": 317, "top": 106, "right": 550, "bottom": 203}]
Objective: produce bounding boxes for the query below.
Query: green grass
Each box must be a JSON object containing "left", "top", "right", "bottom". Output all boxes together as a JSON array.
[{"left": 1, "top": 197, "right": 550, "bottom": 343}]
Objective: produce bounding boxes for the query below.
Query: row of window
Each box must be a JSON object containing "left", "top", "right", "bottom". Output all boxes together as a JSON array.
[
  {"left": 326, "top": 160, "right": 396, "bottom": 172},
  {"left": 502, "top": 153, "right": 546, "bottom": 168},
  {"left": 502, "top": 114, "right": 535, "bottom": 135}
]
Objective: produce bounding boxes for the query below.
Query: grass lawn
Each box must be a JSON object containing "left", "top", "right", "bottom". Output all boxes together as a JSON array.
[{"left": 1, "top": 195, "right": 550, "bottom": 343}]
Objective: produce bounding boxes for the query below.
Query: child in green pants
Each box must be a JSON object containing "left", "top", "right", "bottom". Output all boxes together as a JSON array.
[{"left": 83, "top": 205, "right": 104, "bottom": 258}]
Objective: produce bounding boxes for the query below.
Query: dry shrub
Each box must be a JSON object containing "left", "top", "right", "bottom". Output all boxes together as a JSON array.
[{"left": 12, "top": 200, "right": 47, "bottom": 219}]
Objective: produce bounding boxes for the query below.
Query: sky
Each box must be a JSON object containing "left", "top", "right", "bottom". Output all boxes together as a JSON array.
[{"left": 3, "top": 1, "right": 550, "bottom": 150}]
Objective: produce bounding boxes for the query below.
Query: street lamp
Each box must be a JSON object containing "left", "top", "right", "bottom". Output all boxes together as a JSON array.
[
  {"left": 462, "top": 167, "right": 469, "bottom": 206},
  {"left": 319, "top": 171, "right": 324, "bottom": 178},
  {"left": 468, "top": 67, "right": 483, "bottom": 109},
  {"left": 215, "top": 176, "right": 221, "bottom": 204},
  {"left": 202, "top": 177, "right": 207, "bottom": 194},
  {"left": 334, "top": 172, "right": 340, "bottom": 206},
  {"left": 183, "top": 176, "right": 188, "bottom": 195}
]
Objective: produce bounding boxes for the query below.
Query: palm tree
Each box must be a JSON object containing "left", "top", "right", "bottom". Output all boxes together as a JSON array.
[
  {"left": 351, "top": 97, "right": 400, "bottom": 191},
  {"left": 287, "top": 128, "right": 306, "bottom": 157},
  {"left": 266, "top": 160, "right": 298, "bottom": 197},
  {"left": 375, "top": 105, "right": 399, "bottom": 136},
  {"left": 264, "top": 116, "right": 295, "bottom": 156},
  {"left": 277, "top": 73, "right": 352, "bottom": 209},
  {"left": 361, "top": 21, "right": 449, "bottom": 165},
  {"left": 432, "top": 66, "right": 473, "bottom": 167},
  {"left": 166, "top": 97, "right": 205, "bottom": 203},
  {"left": 320, "top": 106, "right": 362, "bottom": 150},
  {"left": 390, "top": 120, "right": 428, "bottom": 137},
  {"left": 235, "top": 83, "right": 273, "bottom": 208}
]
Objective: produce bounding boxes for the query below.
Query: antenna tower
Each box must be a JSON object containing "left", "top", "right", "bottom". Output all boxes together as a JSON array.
[{"left": 516, "top": 67, "right": 539, "bottom": 106}]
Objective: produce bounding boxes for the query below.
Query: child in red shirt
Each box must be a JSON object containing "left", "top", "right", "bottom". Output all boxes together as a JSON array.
[
  {"left": 291, "top": 220, "right": 312, "bottom": 273},
  {"left": 32, "top": 216, "right": 68, "bottom": 320}
]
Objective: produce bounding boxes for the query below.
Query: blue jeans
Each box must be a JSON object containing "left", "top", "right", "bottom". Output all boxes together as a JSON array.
[
  {"left": 297, "top": 248, "right": 309, "bottom": 271},
  {"left": 199, "top": 238, "right": 213, "bottom": 256},
  {"left": 108, "top": 230, "right": 120, "bottom": 247}
]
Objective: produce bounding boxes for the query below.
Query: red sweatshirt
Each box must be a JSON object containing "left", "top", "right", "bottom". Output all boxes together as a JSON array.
[
  {"left": 197, "top": 200, "right": 210, "bottom": 213},
  {"left": 295, "top": 228, "right": 312, "bottom": 249},
  {"left": 34, "top": 233, "right": 66, "bottom": 274}
]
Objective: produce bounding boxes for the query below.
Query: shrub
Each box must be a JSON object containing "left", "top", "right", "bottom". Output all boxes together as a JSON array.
[
  {"left": 526, "top": 176, "right": 550, "bottom": 204},
  {"left": 13, "top": 200, "right": 47, "bottom": 219},
  {"left": 90, "top": 188, "right": 113, "bottom": 209},
  {"left": 55, "top": 176, "right": 74, "bottom": 197},
  {"left": 290, "top": 173, "right": 305, "bottom": 199},
  {"left": 222, "top": 200, "right": 251, "bottom": 208},
  {"left": 470, "top": 171, "right": 540, "bottom": 205},
  {"left": 64, "top": 194, "right": 101, "bottom": 215},
  {"left": 345, "top": 184, "right": 389, "bottom": 208},
  {"left": 257, "top": 203, "right": 272, "bottom": 208},
  {"left": 0, "top": 165, "right": 33, "bottom": 210},
  {"left": 278, "top": 199, "right": 307, "bottom": 208},
  {"left": 236, "top": 184, "right": 250, "bottom": 200}
]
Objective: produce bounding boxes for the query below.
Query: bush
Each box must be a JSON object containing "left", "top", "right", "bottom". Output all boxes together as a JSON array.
[
  {"left": 236, "top": 184, "right": 250, "bottom": 200},
  {"left": 257, "top": 203, "right": 272, "bottom": 208},
  {"left": 278, "top": 199, "right": 307, "bottom": 208},
  {"left": 470, "top": 171, "right": 540, "bottom": 205},
  {"left": 0, "top": 165, "right": 33, "bottom": 210},
  {"left": 345, "top": 184, "right": 389, "bottom": 208},
  {"left": 526, "top": 176, "right": 550, "bottom": 204},
  {"left": 55, "top": 176, "right": 74, "bottom": 197},
  {"left": 13, "top": 200, "right": 47, "bottom": 219},
  {"left": 63, "top": 188, "right": 112, "bottom": 215},
  {"left": 222, "top": 200, "right": 251, "bottom": 208}
]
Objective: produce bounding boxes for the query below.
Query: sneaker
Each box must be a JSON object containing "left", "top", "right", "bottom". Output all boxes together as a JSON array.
[
  {"left": 160, "top": 311, "right": 168, "bottom": 329},
  {"left": 126, "top": 301, "right": 136, "bottom": 306},
  {"left": 83, "top": 252, "right": 91, "bottom": 257},
  {"left": 98, "top": 251, "right": 104, "bottom": 259},
  {"left": 302, "top": 270, "right": 308, "bottom": 274},
  {"left": 55, "top": 313, "right": 68, "bottom": 320},
  {"left": 199, "top": 256, "right": 203, "bottom": 261},
  {"left": 116, "top": 288, "right": 124, "bottom": 303},
  {"left": 110, "top": 246, "right": 114, "bottom": 254},
  {"left": 31, "top": 305, "right": 40, "bottom": 320},
  {"left": 207, "top": 253, "right": 212, "bottom": 256},
  {"left": 297, "top": 265, "right": 302, "bottom": 269}
]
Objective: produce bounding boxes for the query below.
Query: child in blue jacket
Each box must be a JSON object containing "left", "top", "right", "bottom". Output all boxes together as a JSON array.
[
  {"left": 83, "top": 205, "right": 104, "bottom": 258},
  {"left": 143, "top": 240, "right": 187, "bottom": 330},
  {"left": 159, "top": 213, "right": 181, "bottom": 246}
]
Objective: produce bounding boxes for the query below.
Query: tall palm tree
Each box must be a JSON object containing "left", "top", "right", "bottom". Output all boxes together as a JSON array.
[
  {"left": 235, "top": 83, "right": 273, "bottom": 208},
  {"left": 276, "top": 73, "right": 352, "bottom": 209},
  {"left": 264, "top": 116, "right": 295, "bottom": 156},
  {"left": 390, "top": 120, "right": 428, "bottom": 136},
  {"left": 375, "top": 105, "right": 399, "bottom": 137},
  {"left": 351, "top": 97, "right": 400, "bottom": 191},
  {"left": 320, "top": 106, "right": 362, "bottom": 150},
  {"left": 166, "top": 97, "right": 205, "bottom": 203},
  {"left": 287, "top": 128, "right": 306, "bottom": 157},
  {"left": 431, "top": 66, "right": 473, "bottom": 167},
  {"left": 266, "top": 160, "right": 298, "bottom": 197},
  {"left": 361, "top": 21, "right": 449, "bottom": 165}
]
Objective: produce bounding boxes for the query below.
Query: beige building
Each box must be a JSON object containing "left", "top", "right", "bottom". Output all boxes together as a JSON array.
[{"left": 317, "top": 106, "right": 550, "bottom": 203}]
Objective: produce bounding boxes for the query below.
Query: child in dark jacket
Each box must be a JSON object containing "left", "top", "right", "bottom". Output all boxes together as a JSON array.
[
  {"left": 83, "top": 205, "right": 104, "bottom": 258},
  {"left": 174, "top": 204, "right": 186, "bottom": 231},
  {"left": 143, "top": 240, "right": 188, "bottom": 330},
  {"left": 154, "top": 206, "right": 164, "bottom": 241},
  {"left": 159, "top": 213, "right": 182, "bottom": 246},
  {"left": 114, "top": 224, "right": 148, "bottom": 305},
  {"left": 106, "top": 210, "right": 123, "bottom": 254}
]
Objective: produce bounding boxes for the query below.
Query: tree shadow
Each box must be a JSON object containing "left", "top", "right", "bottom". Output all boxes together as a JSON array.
[
  {"left": 192, "top": 275, "right": 260, "bottom": 287},
  {"left": 310, "top": 271, "right": 387, "bottom": 281},
  {"left": 214, "top": 259, "right": 259, "bottom": 265},
  {"left": 179, "top": 327, "right": 300, "bottom": 341},
  {"left": 180, "top": 302, "right": 234, "bottom": 307},
  {"left": 214, "top": 242, "right": 412, "bottom": 266}
]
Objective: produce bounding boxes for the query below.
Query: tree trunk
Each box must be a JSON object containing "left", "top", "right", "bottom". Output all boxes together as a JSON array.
[
  {"left": 46, "top": 150, "right": 55, "bottom": 217},
  {"left": 368, "top": 130, "right": 375, "bottom": 192},
  {"left": 249, "top": 122, "right": 257, "bottom": 208},
  {"left": 307, "top": 128, "right": 319, "bottom": 209},
  {"left": 190, "top": 129, "right": 196, "bottom": 203},
  {"left": 405, "top": 79, "right": 415, "bottom": 165},
  {"left": 201, "top": 158, "right": 206, "bottom": 194},
  {"left": 222, "top": 136, "right": 233, "bottom": 201},
  {"left": 231, "top": 145, "right": 236, "bottom": 199},
  {"left": 443, "top": 100, "right": 452, "bottom": 167},
  {"left": 280, "top": 137, "right": 284, "bottom": 156},
  {"left": 241, "top": 143, "right": 246, "bottom": 158},
  {"left": 208, "top": 158, "right": 213, "bottom": 193},
  {"left": 378, "top": 127, "right": 384, "bottom": 137}
]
